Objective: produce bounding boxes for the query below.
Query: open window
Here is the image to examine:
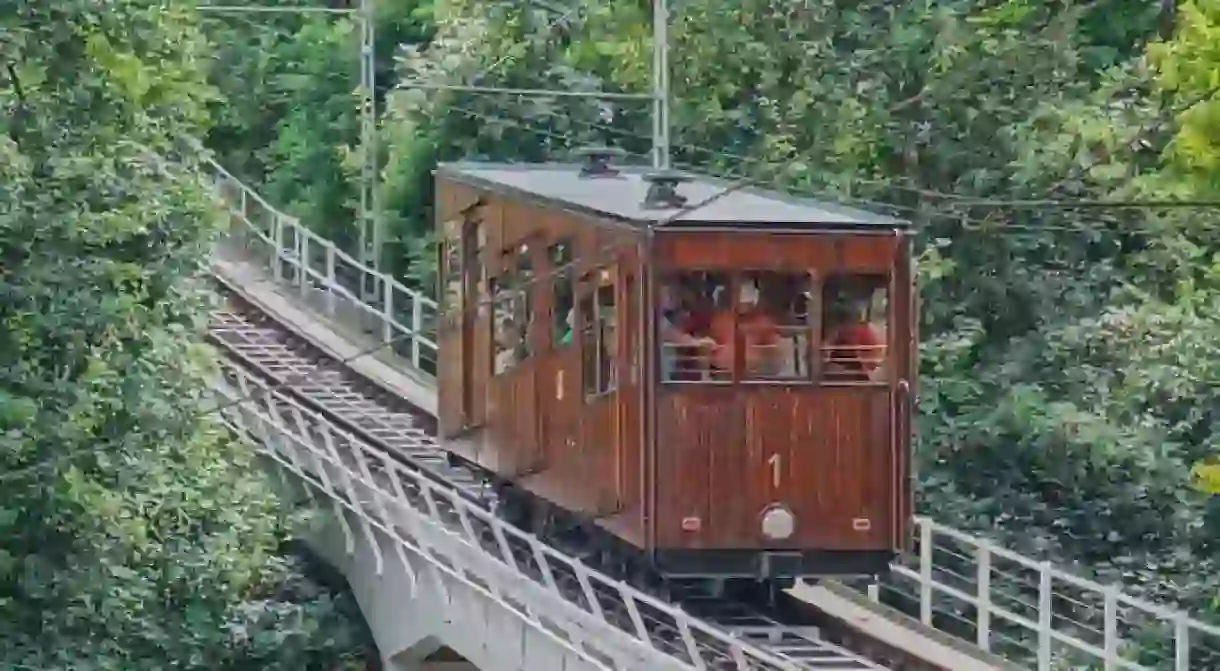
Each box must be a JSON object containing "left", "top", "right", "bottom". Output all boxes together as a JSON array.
[
  {"left": 581, "top": 267, "right": 617, "bottom": 398},
  {"left": 658, "top": 270, "right": 821, "bottom": 383},
  {"left": 657, "top": 268, "right": 887, "bottom": 384},
  {"left": 492, "top": 242, "right": 535, "bottom": 375},
  {"left": 550, "top": 239, "right": 575, "bottom": 348},
  {"left": 821, "top": 274, "right": 888, "bottom": 382},
  {"left": 738, "top": 270, "right": 818, "bottom": 382},
  {"left": 439, "top": 218, "right": 462, "bottom": 331},
  {"left": 657, "top": 271, "right": 730, "bottom": 382}
]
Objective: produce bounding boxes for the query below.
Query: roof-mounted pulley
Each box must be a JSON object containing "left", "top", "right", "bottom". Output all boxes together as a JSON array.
[
  {"left": 575, "top": 146, "right": 627, "bottom": 178},
  {"left": 642, "top": 170, "right": 692, "bottom": 209}
]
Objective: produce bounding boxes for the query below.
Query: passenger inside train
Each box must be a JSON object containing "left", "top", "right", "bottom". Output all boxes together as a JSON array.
[{"left": 658, "top": 271, "right": 888, "bottom": 383}]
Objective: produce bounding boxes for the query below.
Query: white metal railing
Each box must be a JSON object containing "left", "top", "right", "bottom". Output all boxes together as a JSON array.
[
  {"left": 213, "top": 356, "right": 870, "bottom": 671},
  {"left": 202, "top": 160, "right": 1220, "bottom": 670},
  {"left": 204, "top": 157, "right": 439, "bottom": 379},
  {"left": 858, "top": 518, "right": 1220, "bottom": 670}
]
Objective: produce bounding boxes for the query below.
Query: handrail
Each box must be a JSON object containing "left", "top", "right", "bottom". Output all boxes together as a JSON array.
[
  {"left": 204, "top": 156, "right": 439, "bottom": 377},
  {"left": 878, "top": 517, "right": 1220, "bottom": 669},
  {"left": 202, "top": 158, "right": 1220, "bottom": 670},
  {"left": 215, "top": 356, "right": 876, "bottom": 671}
]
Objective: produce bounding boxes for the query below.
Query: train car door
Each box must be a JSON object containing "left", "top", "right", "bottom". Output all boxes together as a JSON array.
[
  {"left": 538, "top": 239, "right": 581, "bottom": 502},
  {"left": 613, "top": 264, "right": 641, "bottom": 513},
  {"left": 460, "top": 213, "right": 487, "bottom": 433},
  {"left": 436, "top": 216, "right": 464, "bottom": 438},
  {"left": 577, "top": 265, "right": 620, "bottom": 514}
]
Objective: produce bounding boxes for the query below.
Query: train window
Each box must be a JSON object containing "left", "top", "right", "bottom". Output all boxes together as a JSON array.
[
  {"left": 550, "top": 239, "right": 575, "bottom": 348},
  {"left": 579, "top": 293, "right": 596, "bottom": 391},
  {"left": 491, "top": 275, "right": 513, "bottom": 375},
  {"left": 514, "top": 245, "right": 535, "bottom": 362},
  {"left": 657, "top": 271, "right": 730, "bottom": 383},
  {"left": 491, "top": 243, "right": 534, "bottom": 375},
  {"left": 440, "top": 219, "right": 462, "bottom": 321},
  {"left": 739, "top": 270, "right": 818, "bottom": 382},
  {"left": 581, "top": 269, "right": 617, "bottom": 398},
  {"left": 821, "top": 274, "right": 888, "bottom": 383}
]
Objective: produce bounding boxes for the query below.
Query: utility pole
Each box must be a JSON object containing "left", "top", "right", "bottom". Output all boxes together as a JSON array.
[
  {"left": 652, "top": 0, "right": 670, "bottom": 169},
  {"left": 358, "top": 0, "right": 380, "bottom": 278},
  {"left": 199, "top": 3, "right": 380, "bottom": 276}
]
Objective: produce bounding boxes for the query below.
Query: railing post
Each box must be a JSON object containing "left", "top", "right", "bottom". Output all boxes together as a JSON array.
[
  {"left": 325, "top": 243, "right": 337, "bottom": 316},
  {"left": 1038, "top": 563, "right": 1052, "bottom": 670},
  {"left": 299, "top": 232, "right": 309, "bottom": 297},
  {"left": 382, "top": 277, "right": 393, "bottom": 345},
  {"left": 1175, "top": 614, "right": 1190, "bottom": 671},
  {"left": 272, "top": 214, "right": 283, "bottom": 282},
  {"left": 1103, "top": 586, "right": 1118, "bottom": 670},
  {"left": 411, "top": 294, "right": 423, "bottom": 368},
  {"left": 976, "top": 542, "right": 991, "bottom": 651},
  {"left": 920, "top": 520, "right": 933, "bottom": 625}
]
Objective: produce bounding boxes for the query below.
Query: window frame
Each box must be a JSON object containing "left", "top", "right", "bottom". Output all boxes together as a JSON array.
[
  {"left": 437, "top": 218, "right": 463, "bottom": 333},
  {"left": 580, "top": 266, "right": 618, "bottom": 401},
  {"left": 490, "top": 241, "right": 538, "bottom": 377},
  {"left": 548, "top": 238, "right": 575, "bottom": 350},
  {"left": 655, "top": 268, "right": 735, "bottom": 386},
  {"left": 654, "top": 266, "right": 892, "bottom": 387},
  {"left": 819, "top": 271, "right": 891, "bottom": 387}
]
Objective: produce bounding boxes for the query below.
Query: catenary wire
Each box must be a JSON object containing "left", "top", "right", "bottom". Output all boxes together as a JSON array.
[
  {"left": 437, "top": 81, "right": 1220, "bottom": 213},
  {"left": 441, "top": 102, "right": 1220, "bottom": 236}
]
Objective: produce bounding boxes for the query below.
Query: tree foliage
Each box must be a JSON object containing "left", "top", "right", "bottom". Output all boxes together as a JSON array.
[
  {"left": 382, "top": 0, "right": 1220, "bottom": 616},
  {"left": 199, "top": 0, "right": 1220, "bottom": 625},
  {"left": 0, "top": 1, "right": 373, "bottom": 667}
]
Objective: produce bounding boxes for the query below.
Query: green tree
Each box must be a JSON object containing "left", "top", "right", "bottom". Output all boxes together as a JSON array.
[
  {"left": 0, "top": 2, "right": 373, "bottom": 667},
  {"left": 186, "top": 0, "right": 1220, "bottom": 640},
  {"left": 376, "top": 0, "right": 1220, "bottom": 628},
  {"left": 202, "top": 0, "right": 437, "bottom": 255},
  {"left": 1144, "top": 0, "right": 1220, "bottom": 498}
]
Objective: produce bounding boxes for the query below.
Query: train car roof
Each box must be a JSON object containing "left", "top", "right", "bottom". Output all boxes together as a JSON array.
[{"left": 437, "top": 162, "right": 910, "bottom": 230}]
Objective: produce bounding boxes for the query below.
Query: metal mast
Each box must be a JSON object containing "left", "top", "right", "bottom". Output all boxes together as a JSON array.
[
  {"left": 651, "top": 0, "right": 670, "bottom": 169},
  {"left": 358, "top": 0, "right": 379, "bottom": 274}
]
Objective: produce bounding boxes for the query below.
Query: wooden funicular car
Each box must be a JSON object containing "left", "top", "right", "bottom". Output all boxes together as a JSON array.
[{"left": 433, "top": 148, "right": 916, "bottom": 594}]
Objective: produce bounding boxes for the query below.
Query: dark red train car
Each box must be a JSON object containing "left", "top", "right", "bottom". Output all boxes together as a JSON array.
[{"left": 434, "top": 152, "right": 915, "bottom": 589}]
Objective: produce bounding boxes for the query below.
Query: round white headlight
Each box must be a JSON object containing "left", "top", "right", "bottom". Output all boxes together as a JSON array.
[{"left": 760, "top": 504, "right": 796, "bottom": 540}]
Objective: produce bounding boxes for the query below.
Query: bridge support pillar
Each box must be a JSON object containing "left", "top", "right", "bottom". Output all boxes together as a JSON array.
[{"left": 302, "top": 512, "right": 446, "bottom": 662}]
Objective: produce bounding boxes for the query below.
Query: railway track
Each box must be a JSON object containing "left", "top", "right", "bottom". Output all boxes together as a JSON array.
[{"left": 207, "top": 280, "right": 947, "bottom": 671}]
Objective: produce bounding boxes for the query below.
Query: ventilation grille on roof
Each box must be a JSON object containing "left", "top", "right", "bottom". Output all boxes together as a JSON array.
[
  {"left": 574, "top": 146, "right": 627, "bottom": 178},
  {"left": 642, "top": 170, "right": 692, "bottom": 209}
]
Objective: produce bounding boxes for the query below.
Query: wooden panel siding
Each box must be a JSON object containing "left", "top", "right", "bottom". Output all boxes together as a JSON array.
[
  {"left": 654, "top": 387, "right": 892, "bottom": 551},
  {"left": 656, "top": 231, "right": 898, "bottom": 273}
]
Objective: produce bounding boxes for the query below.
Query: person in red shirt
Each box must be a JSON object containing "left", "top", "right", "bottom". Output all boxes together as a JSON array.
[
  {"left": 706, "top": 281, "right": 780, "bottom": 376},
  {"left": 824, "top": 304, "right": 885, "bottom": 379}
]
